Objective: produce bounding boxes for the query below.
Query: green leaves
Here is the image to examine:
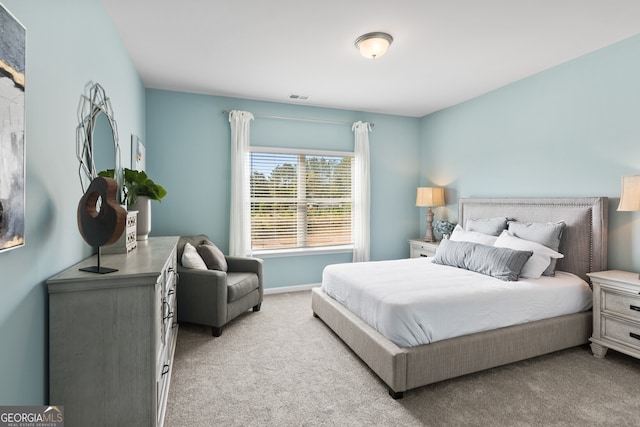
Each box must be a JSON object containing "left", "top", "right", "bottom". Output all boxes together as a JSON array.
[
  {"left": 97, "top": 168, "right": 167, "bottom": 206},
  {"left": 97, "top": 169, "right": 115, "bottom": 178},
  {"left": 123, "top": 168, "right": 167, "bottom": 205}
]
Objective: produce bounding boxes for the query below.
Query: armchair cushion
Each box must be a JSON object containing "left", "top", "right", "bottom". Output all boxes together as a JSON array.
[
  {"left": 197, "top": 242, "right": 228, "bottom": 272},
  {"left": 227, "top": 272, "right": 260, "bottom": 303}
]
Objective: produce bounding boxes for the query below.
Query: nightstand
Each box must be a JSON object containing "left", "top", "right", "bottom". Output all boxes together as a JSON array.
[
  {"left": 587, "top": 270, "right": 640, "bottom": 360},
  {"left": 409, "top": 239, "right": 439, "bottom": 258}
]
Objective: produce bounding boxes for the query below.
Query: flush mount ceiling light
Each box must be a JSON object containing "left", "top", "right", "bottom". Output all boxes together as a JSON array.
[{"left": 355, "top": 32, "right": 393, "bottom": 59}]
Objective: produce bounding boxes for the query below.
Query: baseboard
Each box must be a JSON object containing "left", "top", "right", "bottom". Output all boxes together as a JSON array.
[{"left": 264, "top": 283, "right": 320, "bottom": 295}]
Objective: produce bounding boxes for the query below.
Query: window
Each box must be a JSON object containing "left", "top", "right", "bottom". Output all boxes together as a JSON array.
[{"left": 249, "top": 147, "right": 353, "bottom": 252}]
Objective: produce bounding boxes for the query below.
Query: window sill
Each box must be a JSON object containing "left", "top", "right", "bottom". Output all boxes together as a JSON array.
[{"left": 253, "top": 245, "right": 354, "bottom": 258}]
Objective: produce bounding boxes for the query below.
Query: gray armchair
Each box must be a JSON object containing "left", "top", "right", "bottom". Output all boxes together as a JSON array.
[{"left": 177, "top": 235, "right": 263, "bottom": 336}]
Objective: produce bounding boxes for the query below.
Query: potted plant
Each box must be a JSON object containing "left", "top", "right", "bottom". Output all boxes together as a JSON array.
[
  {"left": 434, "top": 220, "right": 456, "bottom": 240},
  {"left": 98, "top": 168, "right": 167, "bottom": 240},
  {"left": 121, "top": 168, "right": 167, "bottom": 205}
]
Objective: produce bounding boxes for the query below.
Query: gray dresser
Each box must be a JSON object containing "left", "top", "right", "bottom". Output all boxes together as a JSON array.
[{"left": 47, "top": 236, "right": 179, "bottom": 427}]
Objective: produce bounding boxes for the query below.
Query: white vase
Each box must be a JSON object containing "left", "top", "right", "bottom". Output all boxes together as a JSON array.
[{"left": 130, "top": 195, "right": 151, "bottom": 241}]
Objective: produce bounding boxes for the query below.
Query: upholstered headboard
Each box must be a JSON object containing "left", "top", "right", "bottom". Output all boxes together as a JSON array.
[{"left": 458, "top": 197, "right": 608, "bottom": 281}]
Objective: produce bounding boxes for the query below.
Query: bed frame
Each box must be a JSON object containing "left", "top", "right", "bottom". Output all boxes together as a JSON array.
[{"left": 311, "top": 197, "right": 608, "bottom": 398}]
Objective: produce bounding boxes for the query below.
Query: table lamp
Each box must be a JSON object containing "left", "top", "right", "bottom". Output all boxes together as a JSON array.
[
  {"left": 618, "top": 176, "right": 640, "bottom": 212},
  {"left": 416, "top": 187, "right": 445, "bottom": 242},
  {"left": 618, "top": 176, "right": 640, "bottom": 278}
]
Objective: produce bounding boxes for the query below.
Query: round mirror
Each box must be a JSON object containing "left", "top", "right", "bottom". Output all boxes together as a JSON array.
[
  {"left": 92, "top": 113, "right": 115, "bottom": 176},
  {"left": 76, "top": 83, "right": 123, "bottom": 204}
]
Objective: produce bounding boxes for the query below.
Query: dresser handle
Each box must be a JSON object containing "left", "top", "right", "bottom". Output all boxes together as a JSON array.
[
  {"left": 161, "top": 364, "right": 170, "bottom": 376},
  {"left": 162, "top": 300, "right": 173, "bottom": 321},
  {"left": 630, "top": 305, "right": 640, "bottom": 312},
  {"left": 630, "top": 332, "right": 640, "bottom": 341},
  {"left": 419, "top": 254, "right": 428, "bottom": 257}
]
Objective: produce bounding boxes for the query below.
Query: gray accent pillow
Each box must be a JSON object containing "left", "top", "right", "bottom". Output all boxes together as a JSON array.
[
  {"left": 197, "top": 241, "right": 228, "bottom": 272},
  {"left": 507, "top": 221, "right": 565, "bottom": 276},
  {"left": 465, "top": 217, "right": 508, "bottom": 236},
  {"left": 432, "top": 238, "right": 532, "bottom": 282}
]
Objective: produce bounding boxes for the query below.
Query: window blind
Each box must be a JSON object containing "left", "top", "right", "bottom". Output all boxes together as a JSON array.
[{"left": 249, "top": 149, "right": 353, "bottom": 251}]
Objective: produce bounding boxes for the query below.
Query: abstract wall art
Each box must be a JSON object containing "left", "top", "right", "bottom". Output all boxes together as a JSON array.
[{"left": 0, "top": 3, "right": 26, "bottom": 252}]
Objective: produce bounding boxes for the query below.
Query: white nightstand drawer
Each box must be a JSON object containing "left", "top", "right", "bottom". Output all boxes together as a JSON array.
[
  {"left": 602, "top": 289, "right": 640, "bottom": 321},
  {"left": 602, "top": 316, "right": 640, "bottom": 350},
  {"left": 408, "top": 239, "right": 439, "bottom": 258}
]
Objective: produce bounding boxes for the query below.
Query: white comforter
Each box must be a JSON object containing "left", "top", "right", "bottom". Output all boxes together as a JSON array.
[{"left": 321, "top": 257, "right": 592, "bottom": 347}]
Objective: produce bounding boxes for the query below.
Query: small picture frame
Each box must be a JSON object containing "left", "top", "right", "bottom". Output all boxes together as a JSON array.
[{"left": 132, "top": 135, "right": 145, "bottom": 171}]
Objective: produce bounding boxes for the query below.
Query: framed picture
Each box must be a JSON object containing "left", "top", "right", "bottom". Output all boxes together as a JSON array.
[
  {"left": 0, "top": 4, "right": 26, "bottom": 253},
  {"left": 131, "top": 135, "right": 145, "bottom": 171}
]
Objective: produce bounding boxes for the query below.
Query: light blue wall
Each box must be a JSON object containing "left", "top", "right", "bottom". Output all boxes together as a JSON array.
[
  {"left": 420, "top": 34, "right": 640, "bottom": 273},
  {"left": 0, "top": 0, "right": 145, "bottom": 404},
  {"left": 4, "top": 0, "right": 638, "bottom": 406},
  {"left": 145, "top": 90, "right": 422, "bottom": 288}
]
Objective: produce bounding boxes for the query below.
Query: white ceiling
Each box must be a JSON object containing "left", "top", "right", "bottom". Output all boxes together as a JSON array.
[{"left": 102, "top": 0, "right": 640, "bottom": 117}]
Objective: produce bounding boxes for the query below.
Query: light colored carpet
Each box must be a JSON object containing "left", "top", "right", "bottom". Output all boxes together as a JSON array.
[{"left": 165, "top": 290, "right": 640, "bottom": 427}]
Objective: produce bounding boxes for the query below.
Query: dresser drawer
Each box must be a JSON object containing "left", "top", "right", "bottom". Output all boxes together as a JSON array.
[
  {"left": 601, "top": 288, "right": 640, "bottom": 321},
  {"left": 161, "top": 247, "right": 177, "bottom": 296},
  {"left": 155, "top": 281, "right": 164, "bottom": 357},
  {"left": 602, "top": 316, "right": 640, "bottom": 351}
]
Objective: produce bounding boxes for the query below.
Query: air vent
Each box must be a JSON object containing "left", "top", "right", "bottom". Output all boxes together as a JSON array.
[{"left": 288, "top": 94, "right": 309, "bottom": 100}]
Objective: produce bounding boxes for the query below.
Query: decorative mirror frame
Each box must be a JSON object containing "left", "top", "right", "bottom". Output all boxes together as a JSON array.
[{"left": 76, "top": 82, "right": 123, "bottom": 204}]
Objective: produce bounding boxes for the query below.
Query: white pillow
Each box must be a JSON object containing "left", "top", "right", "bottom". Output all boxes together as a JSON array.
[
  {"left": 181, "top": 242, "right": 207, "bottom": 270},
  {"left": 450, "top": 224, "right": 498, "bottom": 246},
  {"left": 494, "top": 231, "right": 564, "bottom": 279}
]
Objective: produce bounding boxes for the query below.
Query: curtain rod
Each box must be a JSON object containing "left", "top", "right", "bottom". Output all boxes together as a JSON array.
[{"left": 222, "top": 110, "right": 374, "bottom": 128}]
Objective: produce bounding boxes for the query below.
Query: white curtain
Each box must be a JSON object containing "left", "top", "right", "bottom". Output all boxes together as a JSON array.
[
  {"left": 229, "top": 110, "right": 254, "bottom": 257},
  {"left": 352, "top": 121, "right": 371, "bottom": 262}
]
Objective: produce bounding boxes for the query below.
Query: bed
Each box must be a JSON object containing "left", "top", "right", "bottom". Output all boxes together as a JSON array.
[{"left": 311, "top": 197, "right": 608, "bottom": 398}]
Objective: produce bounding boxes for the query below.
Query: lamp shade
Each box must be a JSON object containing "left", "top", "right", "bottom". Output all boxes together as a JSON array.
[
  {"left": 355, "top": 32, "right": 393, "bottom": 59},
  {"left": 618, "top": 175, "right": 640, "bottom": 211},
  {"left": 416, "top": 187, "right": 445, "bottom": 207}
]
